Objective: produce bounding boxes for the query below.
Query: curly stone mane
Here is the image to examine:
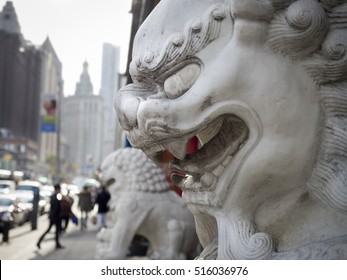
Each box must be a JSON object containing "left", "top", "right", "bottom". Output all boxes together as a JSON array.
[
  {"left": 196, "top": 0, "right": 347, "bottom": 259},
  {"left": 106, "top": 147, "right": 169, "bottom": 192},
  {"left": 265, "top": 0, "right": 347, "bottom": 213}
]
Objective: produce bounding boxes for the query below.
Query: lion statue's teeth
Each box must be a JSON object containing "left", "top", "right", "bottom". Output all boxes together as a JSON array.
[
  {"left": 164, "top": 139, "right": 188, "bottom": 160},
  {"left": 197, "top": 118, "right": 223, "bottom": 145}
]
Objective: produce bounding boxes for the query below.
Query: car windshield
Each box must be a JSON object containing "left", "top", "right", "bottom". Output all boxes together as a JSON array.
[
  {"left": 0, "top": 198, "right": 12, "bottom": 206},
  {"left": 0, "top": 184, "right": 10, "bottom": 189}
]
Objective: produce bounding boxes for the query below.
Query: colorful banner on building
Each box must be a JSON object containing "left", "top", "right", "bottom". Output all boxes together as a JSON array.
[{"left": 40, "top": 93, "right": 57, "bottom": 132}]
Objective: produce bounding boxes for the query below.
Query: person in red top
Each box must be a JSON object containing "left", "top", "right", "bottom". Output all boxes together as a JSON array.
[{"left": 60, "top": 192, "right": 74, "bottom": 233}]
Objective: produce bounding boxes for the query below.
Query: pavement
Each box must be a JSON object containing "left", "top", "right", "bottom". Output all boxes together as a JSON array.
[{"left": 0, "top": 212, "right": 100, "bottom": 260}]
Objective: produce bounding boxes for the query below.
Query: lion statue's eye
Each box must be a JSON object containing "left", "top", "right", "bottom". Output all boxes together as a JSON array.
[{"left": 164, "top": 63, "right": 200, "bottom": 99}]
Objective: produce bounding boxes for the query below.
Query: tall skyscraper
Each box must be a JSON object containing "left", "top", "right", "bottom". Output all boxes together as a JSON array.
[
  {"left": 99, "top": 43, "right": 123, "bottom": 159},
  {"left": 61, "top": 61, "right": 104, "bottom": 177},
  {"left": 100, "top": 43, "right": 120, "bottom": 115}
]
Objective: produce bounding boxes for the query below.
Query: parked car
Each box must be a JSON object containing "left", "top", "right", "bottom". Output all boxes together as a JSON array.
[
  {"left": 0, "top": 194, "right": 29, "bottom": 228},
  {"left": 0, "top": 180, "right": 16, "bottom": 194},
  {"left": 15, "top": 180, "right": 46, "bottom": 215},
  {"left": 40, "top": 185, "right": 54, "bottom": 207},
  {"left": 16, "top": 180, "right": 42, "bottom": 193},
  {"left": 61, "top": 183, "right": 80, "bottom": 197},
  {"left": 67, "top": 184, "right": 80, "bottom": 196},
  {"left": 41, "top": 185, "right": 54, "bottom": 198},
  {"left": 13, "top": 191, "right": 49, "bottom": 217},
  {"left": 0, "top": 169, "right": 12, "bottom": 180},
  {"left": 38, "top": 194, "right": 50, "bottom": 215}
]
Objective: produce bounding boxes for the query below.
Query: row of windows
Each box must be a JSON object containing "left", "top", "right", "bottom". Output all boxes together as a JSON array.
[{"left": 64, "top": 99, "right": 104, "bottom": 112}]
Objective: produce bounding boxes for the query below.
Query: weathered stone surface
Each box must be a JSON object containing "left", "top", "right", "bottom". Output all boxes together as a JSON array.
[{"left": 115, "top": 0, "right": 347, "bottom": 259}]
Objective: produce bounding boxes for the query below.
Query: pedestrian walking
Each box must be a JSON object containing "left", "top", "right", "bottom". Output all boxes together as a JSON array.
[
  {"left": 60, "top": 192, "right": 74, "bottom": 233},
  {"left": 95, "top": 185, "right": 111, "bottom": 230},
  {"left": 78, "top": 186, "right": 94, "bottom": 230},
  {"left": 36, "top": 184, "right": 64, "bottom": 249}
]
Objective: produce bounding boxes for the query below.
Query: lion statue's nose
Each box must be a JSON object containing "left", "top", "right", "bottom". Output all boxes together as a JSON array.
[{"left": 114, "top": 85, "right": 141, "bottom": 131}]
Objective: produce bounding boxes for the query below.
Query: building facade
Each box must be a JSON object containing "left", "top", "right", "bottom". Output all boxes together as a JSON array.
[
  {"left": 61, "top": 61, "right": 104, "bottom": 177},
  {"left": 0, "top": 1, "right": 42, "bottom": 175},
  {"left": 99, "top": 43, "right": 123, "bottom": 157},
  {"left": 0, "top": 1, "right": 42, "bottom": 143},
  {"left": 39, "top": 37, "right": 63, "bottom": 167}
]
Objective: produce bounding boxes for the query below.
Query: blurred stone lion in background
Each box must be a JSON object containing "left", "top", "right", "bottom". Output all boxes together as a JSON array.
[{"left": 95, "top": 147, "right": 198, "bottom": 260}]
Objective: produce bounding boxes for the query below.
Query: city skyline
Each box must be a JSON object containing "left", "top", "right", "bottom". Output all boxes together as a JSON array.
[{"left": 5, "top": 0, "right": 132, "bottom": 96}]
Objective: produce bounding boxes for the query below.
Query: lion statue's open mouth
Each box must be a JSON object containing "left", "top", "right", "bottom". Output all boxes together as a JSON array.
[
  {"left": 145, "top": 114, "right": 249, "bottom": 193},
  {"left": 170, "top": 115, "right": 248, "bottom": 189}
]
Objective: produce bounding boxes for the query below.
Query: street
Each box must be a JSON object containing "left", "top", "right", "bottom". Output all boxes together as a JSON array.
[{"left": 0, "top": 213, "right": 99, "bottom": 260}]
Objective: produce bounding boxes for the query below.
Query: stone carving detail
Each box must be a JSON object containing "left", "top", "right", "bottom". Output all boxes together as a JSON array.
[
  {"left": 95, "top": 148, "right": 198, "bottom": 260},
  {"left": 115, "top": 0, "right": 347, "bottom": 259},
  {"left": 130, "top": 3, "right": 228, "bottom": 82}
]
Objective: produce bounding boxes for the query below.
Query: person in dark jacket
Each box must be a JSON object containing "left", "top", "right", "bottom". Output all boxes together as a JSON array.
[
  {"left": 95, "top": 185, "right": 111, "bottom": 230},
  {"left": 78, "top": 186, "right": 94, "bottom": 230},
  {"left": 36, "top": 184, "right": 64, "bottom": 249}
]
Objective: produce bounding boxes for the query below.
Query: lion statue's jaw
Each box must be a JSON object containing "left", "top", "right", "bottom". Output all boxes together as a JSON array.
[{"left": 115, "top": 0, "right": 347, "bottom": 259}]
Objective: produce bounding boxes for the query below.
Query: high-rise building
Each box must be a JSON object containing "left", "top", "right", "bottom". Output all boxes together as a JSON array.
[
  {"left": 39, "top": 37, "right": 63, "bottom": 165},
  {"left": 0, "top": 2, "right": 64, "bottom": 177},
  {"left": 0, "top": 1, "right": 42, "bottom": 174},
  {"left": 99, "top": 43, "right": 123, "bottom": 158},
  {"left": 61, "top": 61, "right": 104, "bottom": 177},
  {"left": 100, "top": 43, "right": 120, "bottom": 115},
  {"left": 0, "top": 1, "right": 42, "bottom": 143}
]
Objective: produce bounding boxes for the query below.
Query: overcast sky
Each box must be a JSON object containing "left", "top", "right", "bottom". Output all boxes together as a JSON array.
[{"left": 5, "top": 0, "right": 133, "bottom": 96}]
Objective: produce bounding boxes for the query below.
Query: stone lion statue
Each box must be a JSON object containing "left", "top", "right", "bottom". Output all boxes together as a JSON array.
[
  {"left": 114, "top": 0, "right": 347, "bottom": 259},
  {"left": 95, "top": 147, "right": 198, "bottom": 260}
]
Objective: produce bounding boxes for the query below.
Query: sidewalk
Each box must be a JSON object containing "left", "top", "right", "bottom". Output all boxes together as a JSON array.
[{"left": 0, "top": 214, "right": 99, "bottom": 260}]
